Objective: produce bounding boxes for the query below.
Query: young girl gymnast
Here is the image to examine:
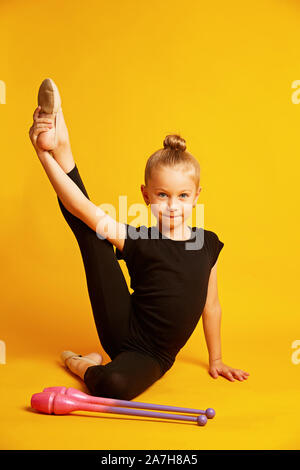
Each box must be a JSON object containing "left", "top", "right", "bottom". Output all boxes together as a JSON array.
[{"left": 29, "top": 78, "right": 249, "bottom": 401}]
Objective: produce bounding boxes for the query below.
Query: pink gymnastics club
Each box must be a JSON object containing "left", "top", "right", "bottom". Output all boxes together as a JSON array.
[
  {"left": 43, "top": 386, "right": 215, "bottom": 419},
  {"left": 31, "top": 392, "right": 208, "bottom": 426}
]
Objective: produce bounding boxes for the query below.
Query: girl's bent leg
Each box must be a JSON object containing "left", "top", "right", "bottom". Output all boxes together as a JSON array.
[
  {"left": 84, "top": 351, "right": 164, "bottom": 400},
  {"left": 57, "top": 164, "right": 134, "bottom": 359}
]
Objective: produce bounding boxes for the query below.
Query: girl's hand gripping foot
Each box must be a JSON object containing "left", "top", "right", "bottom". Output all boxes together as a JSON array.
[
  {"left": 29, "top": 105, "right": 53, "bottom": 154},
  {"left": 29, "top": 78, "right": 70, "bottom": 156}
]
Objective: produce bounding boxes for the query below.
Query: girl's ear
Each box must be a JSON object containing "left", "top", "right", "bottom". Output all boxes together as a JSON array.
[
  {"left": 141, "top": 184, "right": 150, "bottom": 205},
  {"left": 192, "top": 186, "right": 202, "bottom": 207}
]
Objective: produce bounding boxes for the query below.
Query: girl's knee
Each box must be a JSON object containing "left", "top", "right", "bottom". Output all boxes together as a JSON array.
[
  {"left": 85, "top": 368, "right": 135, "bottom": 400},
  {"left": 104, "top": 371, "right": 131, "bottom": 399}
]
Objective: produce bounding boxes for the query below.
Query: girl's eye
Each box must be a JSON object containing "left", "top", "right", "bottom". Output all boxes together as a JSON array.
[{"left": 158, "top": 193, "right": 189, "bottom": 198}]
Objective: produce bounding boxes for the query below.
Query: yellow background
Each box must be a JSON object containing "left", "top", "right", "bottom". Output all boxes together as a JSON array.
[{"left": 1, "top": 0, "right": 300, "bottom": 450}]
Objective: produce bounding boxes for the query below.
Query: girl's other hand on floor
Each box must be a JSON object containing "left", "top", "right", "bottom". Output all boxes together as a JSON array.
[
  {"left": 29, "top": 106, "right": 53, "bottom": 154},
  {"left": 209, "top": 359, "right": 250, "bottom": 382}
]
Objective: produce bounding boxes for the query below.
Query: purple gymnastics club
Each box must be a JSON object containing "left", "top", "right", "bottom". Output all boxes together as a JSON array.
[
  {"left": 43, "top": 386, "right": 216, "bottom": 419},
  {"left": 31, "top": 391, "right": 208, "bottom": 426}
]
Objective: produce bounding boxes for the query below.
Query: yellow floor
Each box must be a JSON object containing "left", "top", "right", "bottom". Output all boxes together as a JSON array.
[{"left": 1, "top": 325, "right": 299, "bottom": 450}]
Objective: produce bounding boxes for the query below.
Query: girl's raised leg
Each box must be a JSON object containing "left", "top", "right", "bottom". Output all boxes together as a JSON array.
[{"left": 40, "top": 106, "right": 135, "bottom": 359}]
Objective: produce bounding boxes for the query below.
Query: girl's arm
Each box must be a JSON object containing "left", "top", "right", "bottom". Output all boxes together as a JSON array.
[
  {"left": 202, "top": 262, "right": 250, "bottom": 382},
  {"left": 29, "top": 106, "right": 126, "bottom": 249},
  {"left": 202, "top": 262, "right": 222, "bottom": 364},
  {"left": 37, "top": 149, "right": 87, "bottom": 215}
]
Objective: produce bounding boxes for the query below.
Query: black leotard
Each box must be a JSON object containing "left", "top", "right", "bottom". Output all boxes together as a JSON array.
[{"left": 116, "top": 224, "right": 224, "bottom": 374}]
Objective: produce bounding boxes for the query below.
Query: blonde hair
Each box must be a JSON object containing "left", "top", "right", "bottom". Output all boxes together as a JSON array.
[{"left": 144, "top": 134, "right": 200, "bottom": 189}]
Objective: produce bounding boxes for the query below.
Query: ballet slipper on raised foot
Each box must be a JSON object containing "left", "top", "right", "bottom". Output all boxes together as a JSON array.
[
  {"left": 37, "top": 78, "right": 62, "bottom": 151},
  {"left": 61, "top": 350, "right": 103, "bottom": 371}
]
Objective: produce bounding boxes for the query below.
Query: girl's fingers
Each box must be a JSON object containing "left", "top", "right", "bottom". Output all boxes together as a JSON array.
[
  {"left": 239, "top": 371, "right": 249, "bottom": 378},
  {"left": 225, "top": 371, "right": 235, "bottom": 382},
  {"left": 234, "top": 371, "right": 245, "bottom": 381},
  {"left": 231, "top": 369, "right": 250, "bottom": 381},
  {"left": 35, "top": 117, "right": 53, "bottom": 124},
  {"left": 34, "top": 124, "right": 51, "bottom": 131},
  {"left": 33, "top": 126, "right": 51, "bottom": 136},
  {"left": 209, "top": 368, "right": 219, "bottom": 379},
  {"left": 35, "top": 122, "right": 52, "bottom": 128},
  {"left": 33, "top": 106, "right": 41, "bottom": 121}
]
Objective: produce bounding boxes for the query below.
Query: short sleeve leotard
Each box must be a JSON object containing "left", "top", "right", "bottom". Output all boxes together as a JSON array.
[{"left": 115, "top": 224, "right": 224, "bottom": 375}]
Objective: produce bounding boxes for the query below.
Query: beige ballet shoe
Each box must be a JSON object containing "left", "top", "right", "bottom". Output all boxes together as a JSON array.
[
  {"left": 61, "top": 350, "right": 99, "bottom": 369},
  {"left": 37, "top": 78, "right": 62, "bottom": 150}
]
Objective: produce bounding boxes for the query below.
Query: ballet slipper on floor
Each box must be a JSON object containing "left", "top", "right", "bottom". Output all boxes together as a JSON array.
[
  {"left": 37, "top": 77, "right": 62, "bottom": 150},
  {"left": 61, "top": 350, "right": 100, "bottom": 369}
]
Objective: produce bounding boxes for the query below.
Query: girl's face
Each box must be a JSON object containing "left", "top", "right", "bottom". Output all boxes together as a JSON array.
[{"left": 141, "top": 166, "right": 201, "bottom": 230}]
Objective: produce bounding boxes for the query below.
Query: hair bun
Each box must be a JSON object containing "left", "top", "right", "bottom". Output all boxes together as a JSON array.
[{"left": 163, "top": 134, "right": 186, "bottom": 152}]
